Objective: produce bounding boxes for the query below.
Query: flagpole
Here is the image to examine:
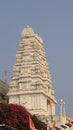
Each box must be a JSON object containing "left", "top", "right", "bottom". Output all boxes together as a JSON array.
[
  {"left": 60, "top": 99, "right": 63, "bottom": 116},
  {"left": 63, "top": 101, "right": 66, "bottom": 116}
]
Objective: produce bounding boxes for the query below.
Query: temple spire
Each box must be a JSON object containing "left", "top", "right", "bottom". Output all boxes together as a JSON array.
[{"left": 7, "top": 26, "right": 56, "bottom": 116}]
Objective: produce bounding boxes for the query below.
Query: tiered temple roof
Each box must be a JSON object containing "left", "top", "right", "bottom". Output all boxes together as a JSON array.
[{"left": 7, "top": 26, "right": 56, "bottom": 116}]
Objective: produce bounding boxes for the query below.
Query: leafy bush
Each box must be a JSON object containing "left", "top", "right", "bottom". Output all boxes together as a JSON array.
[{"left": 0, "top": 103, "right": 47, "bottom": 130}]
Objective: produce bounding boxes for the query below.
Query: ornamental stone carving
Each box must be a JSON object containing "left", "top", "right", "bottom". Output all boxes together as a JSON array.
[{"left": 7, "top": 26, "right": 57, "bottom": 116}]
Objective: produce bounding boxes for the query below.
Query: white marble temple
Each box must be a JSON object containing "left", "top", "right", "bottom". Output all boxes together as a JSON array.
[{"left": 7, "top": 26, "right": 57, "bottom": 116}]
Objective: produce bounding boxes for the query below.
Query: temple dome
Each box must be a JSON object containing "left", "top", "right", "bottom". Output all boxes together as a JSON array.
[{"left": 21, "top": 26, "right": 35, "bottom": 38}]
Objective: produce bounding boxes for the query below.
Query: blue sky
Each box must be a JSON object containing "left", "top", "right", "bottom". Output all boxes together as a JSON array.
[{"left": 0, "top": 0, "right": 73, "bottom": 117}]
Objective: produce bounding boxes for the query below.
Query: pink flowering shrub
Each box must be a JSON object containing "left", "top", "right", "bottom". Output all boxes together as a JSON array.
[
  {"left": 0, "top": 104, "right": 30, "bottom": 130},
  {"left": 0, "top": 103, "right": 47, "bottom": 130}
]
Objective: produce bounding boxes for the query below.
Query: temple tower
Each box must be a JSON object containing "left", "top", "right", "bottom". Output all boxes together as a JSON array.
[{"left": 7, "top": 26, "right": 56, "bottom": 116}]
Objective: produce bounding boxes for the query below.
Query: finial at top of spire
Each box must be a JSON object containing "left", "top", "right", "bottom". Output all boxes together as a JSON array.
[
  {"left": 21, "top": 26, "right": 35, "bottom": 38},
  {"left": 27, "top": 25, "right": 30, "bottom": 28}
]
